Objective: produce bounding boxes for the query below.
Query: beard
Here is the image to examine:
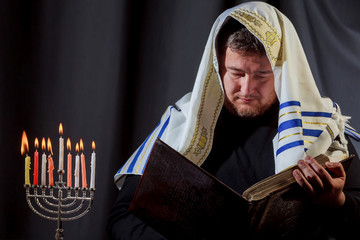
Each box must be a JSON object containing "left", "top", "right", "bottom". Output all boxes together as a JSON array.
[{"left": 223, "top": 94, "right": 278, "bottom": 119}]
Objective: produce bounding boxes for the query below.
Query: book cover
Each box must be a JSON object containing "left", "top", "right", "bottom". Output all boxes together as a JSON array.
[{"left": 129, "top": 138, "right": 353, "bottom": 239}]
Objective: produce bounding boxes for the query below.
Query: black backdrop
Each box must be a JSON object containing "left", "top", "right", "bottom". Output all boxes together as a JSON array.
[{"left": 1, "top": 0, "right": 360, "bottom": 239}]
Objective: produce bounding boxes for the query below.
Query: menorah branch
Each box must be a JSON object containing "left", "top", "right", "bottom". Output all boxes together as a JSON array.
[{"left": 24, "top": 176, "right": 95, "bottom": 239}]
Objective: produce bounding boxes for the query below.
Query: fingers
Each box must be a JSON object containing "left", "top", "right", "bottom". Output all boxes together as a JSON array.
[
  {"left": 293, "top": 156, "right": 333, "bottom": 194},
  {"left": 325, "top": 161, "right": 346, "bottom": 178},
  {"left": 293, "top": 168, "right": 315, "bottom": 195},
  {"left": 293, "top": 156, "right": 347, "bottom": 208}
]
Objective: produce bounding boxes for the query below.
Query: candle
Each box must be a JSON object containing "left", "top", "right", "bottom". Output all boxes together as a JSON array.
[
  {"left": 74, "top": 143, "right": 80, "bottom": 188},
  {"left": 33, "top": 138, "right": 39, "bottom": 185},
  {"left": 47, "top": 138, "right": 54, "bottom": 186},
  {"left": 48, "top": 155, "right": 54, "bottom": 186},
  {"left": 25, "top": 155, "right": 31, "bottom": 185},
  {"left": 90, "top": 141, "right": 96, "bottom": 189},
  {"left": 59, "top": 123, "right": 64, "bottom": 172},
  {"left": 21, "top": 131, "right": 31, "bottom": 185},
  {"left": 41, "top": 138, "right": 47, "bottom": 186},
  {"left": 80, "top": 139, "right": 87, "bottom": 188},
  {"left": 67, "top": 138, "right": 72, "bottom": 187}
]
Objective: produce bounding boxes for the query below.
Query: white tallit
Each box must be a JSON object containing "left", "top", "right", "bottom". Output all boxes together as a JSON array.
[{"left": 114, "top": 2, "right": 359, "bottom": 189}]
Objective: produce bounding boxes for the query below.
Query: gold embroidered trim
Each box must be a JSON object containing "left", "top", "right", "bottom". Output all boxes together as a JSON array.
[
  {"left": 195, "top": 127, "right": 208, "bottom": 155},
  {"left": 326, "top": 125, "right": 335, "bottom": 141},
  {"left": 230, "top": 9, "right": 283, "bottom": 66},
  {"left": 279, "top": 111, "right": 301, "bottom": 119},
  {"left": 135, "top": 124, "right": 160, "bottom": 173},
  {"left": 327, "top": 147, "right": 347, "bottom": 154},
  {"left": 278, "top": 132, "right": 302, "bottom": 142},
  {"left": 302, "top": 121, "right": 327, "bottom": 125},
  {"left": 183, "top": 64, "right": 223, "bottom": 166}
]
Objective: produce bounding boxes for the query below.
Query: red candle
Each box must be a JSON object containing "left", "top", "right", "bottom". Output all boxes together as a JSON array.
[
  {"left": 33, "top": 138, "right": 39, "bottom": 185},
  {"left": 67, "top": 138, "right": 72, "bottom": 187},
  {"left": 47, "top": 138, "right": 54, "bottom": 187},
  {"left": 80, "top": 139, "right": 87, "bottom": 188}
]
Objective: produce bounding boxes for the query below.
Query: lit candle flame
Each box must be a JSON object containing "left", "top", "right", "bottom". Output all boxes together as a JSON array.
[
  {"left": 80, "top": 139, "right": 84, "bottom": 152},
  {"left": 75, "top": 142, "right": 79, "bottom": 153},
  {"left": 59, "top": 123, "right": 63, "bottom": 136},
  {"left": 34, "top": 138, "right": 39, "bottom": 149},
  {"left": 92, "top": 141, "right": 95, "bottom": 151},
  {"left": 21, "top": 131, "right": 29, "bottom": 156},
  {"left": 47, "top": 138, "right": 53, "bottom": 155},
  {"left": 67, "top": 138, "right": 71, "bottom": 151},
  {"left": 41, "top": 137, "right": 46, "bottom": 151}
]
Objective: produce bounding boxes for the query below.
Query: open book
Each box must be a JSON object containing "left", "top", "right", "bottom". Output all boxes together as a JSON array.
[{"left": 129, "top": 138, "right": 353, "bottom": 239}]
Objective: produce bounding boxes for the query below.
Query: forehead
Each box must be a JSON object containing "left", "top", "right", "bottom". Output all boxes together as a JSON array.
[{"left": 224, "top": 47, "right": 272, "bottom": 70}]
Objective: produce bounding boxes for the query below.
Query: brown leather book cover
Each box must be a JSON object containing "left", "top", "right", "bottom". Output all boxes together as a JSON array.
[{"left": 129, "top": 138, "right": 353, "bottom": 239}]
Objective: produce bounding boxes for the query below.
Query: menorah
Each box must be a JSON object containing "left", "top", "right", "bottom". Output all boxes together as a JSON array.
[
  {"left": 21, "top": 124, "right": 96, "bottom": 240},
  {"left": 24, "top": 171, "right": 95, "bottom": 240}
]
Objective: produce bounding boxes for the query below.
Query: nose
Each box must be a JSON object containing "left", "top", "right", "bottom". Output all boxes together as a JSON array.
[{"left": 240, "top": 74, "right": 252, "bottom": 95}]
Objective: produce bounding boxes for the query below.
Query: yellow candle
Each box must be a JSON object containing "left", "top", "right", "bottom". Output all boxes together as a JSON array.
[
  {"left": 25, "top": 154, "right": 31, "bottom": 185},
  {"left": 21, "top": 131, "right": 31, "bottom": 185}
]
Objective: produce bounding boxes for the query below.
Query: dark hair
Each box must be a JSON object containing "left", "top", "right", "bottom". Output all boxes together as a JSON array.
[{"left": 217, "top": 18, "right": 265, "bottom": 57}]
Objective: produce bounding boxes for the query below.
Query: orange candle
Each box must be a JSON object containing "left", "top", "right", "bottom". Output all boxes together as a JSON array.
[
  {"left": 67, "top": 138, "right": 72, "bottom": 187},
  {"left": 47, "top": 138, "right": 54, "bottom": 186},
  {"left": 80, "top": 139, "right": 87, "bottom": 188},
  {"left": 48, "top": 156, "right": 54, "bottom": 186},
  {"left": 33, "top": 138, "right": 39, "bottom": 185}
]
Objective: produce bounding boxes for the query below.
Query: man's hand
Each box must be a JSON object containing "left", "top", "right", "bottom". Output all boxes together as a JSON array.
[{"left": 292, "top": 156, "right": 346, "bottom": 208}]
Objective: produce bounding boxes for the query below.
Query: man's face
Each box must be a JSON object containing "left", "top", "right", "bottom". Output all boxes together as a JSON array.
[{"left": 220, "top": 47, "right": 277, "bottom": 118}]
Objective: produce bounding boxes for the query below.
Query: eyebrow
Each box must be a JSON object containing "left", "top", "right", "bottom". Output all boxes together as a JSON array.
[
  {"left": 255, "top": 70, "right": 273, "bottom": 74},
  {"left": 227, "top": 67, "right": 272, "bottom": 74}
]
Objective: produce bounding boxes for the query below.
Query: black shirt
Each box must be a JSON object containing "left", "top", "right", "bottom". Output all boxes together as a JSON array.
[{"left": 201, "top": 105, "right": 278, "bottom": 194}]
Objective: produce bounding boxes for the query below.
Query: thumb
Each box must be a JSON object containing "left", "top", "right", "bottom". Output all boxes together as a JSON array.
[{"left": 325, "top": 161, "right": 345, "bottom": 178}]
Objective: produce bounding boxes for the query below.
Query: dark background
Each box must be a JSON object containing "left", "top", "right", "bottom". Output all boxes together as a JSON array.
[{"left": 1, "top": 0, "right": 359, "bottom": 239}]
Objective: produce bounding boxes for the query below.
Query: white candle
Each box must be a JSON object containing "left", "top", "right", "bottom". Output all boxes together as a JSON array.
[
  {"left": 59, "top": 123, "right": 64, "bottom": 171},
  {"left": 90, "top": 141, "right": 96, "bottom": 189},
  {"left": 41, "top": 138, "right": 47, "bottom": 186},
  {"left": 41, "top": 152, "right": 47, "bottom": 186},
  {"left": 59, "top": 136, "right": 64, "bottom": 171},
  {"left": 74, "top": 142, "right": 80, "bottom": 188},
  {"left": 75, "top": 154, "right": 80, "bottom": 188}
]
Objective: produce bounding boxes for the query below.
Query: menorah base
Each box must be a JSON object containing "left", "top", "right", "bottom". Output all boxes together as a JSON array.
[
  {"left": 24, "top": 176, "right": 95, "bottom": 240},
  {"left": 55, "top": 229, "right": 64, "bottom": 240}
]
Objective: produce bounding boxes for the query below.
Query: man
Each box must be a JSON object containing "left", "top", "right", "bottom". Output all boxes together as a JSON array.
[{"left": 108, "top": 2, "right": 360, "bottom": 239}]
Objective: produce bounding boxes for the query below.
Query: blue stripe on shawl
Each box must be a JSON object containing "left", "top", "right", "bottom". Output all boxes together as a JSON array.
[
  {"left": 158, "top": 109, "right": 172, "bottom": 138},
  {"left": 276, "top": 140, "right": 304, "bottom": 156},
  {"left": 126, "top": 106, "right": 174, "bottom": 173},
  {"left": 279, "top": 101, "right": 301, "bottom": 109},
  {"left": 301, "top": 112, "right": 332, "bottom": 118},
  {"left": 126, "top": 126, "right": 158, "bottom": 173},
  {"left": 345, "top": 126, "right": 360, "bottom": 141},
  {"left": 278, "top": 119, "right": 302, "bottom": 132},
  {"left": 303, "top": 129, "right": 323, "bottom": 137}
]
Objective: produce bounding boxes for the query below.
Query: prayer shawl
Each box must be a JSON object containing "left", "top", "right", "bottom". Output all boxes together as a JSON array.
[{"left": 114, "top": 2, "right": 360, "bottom": 189}]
